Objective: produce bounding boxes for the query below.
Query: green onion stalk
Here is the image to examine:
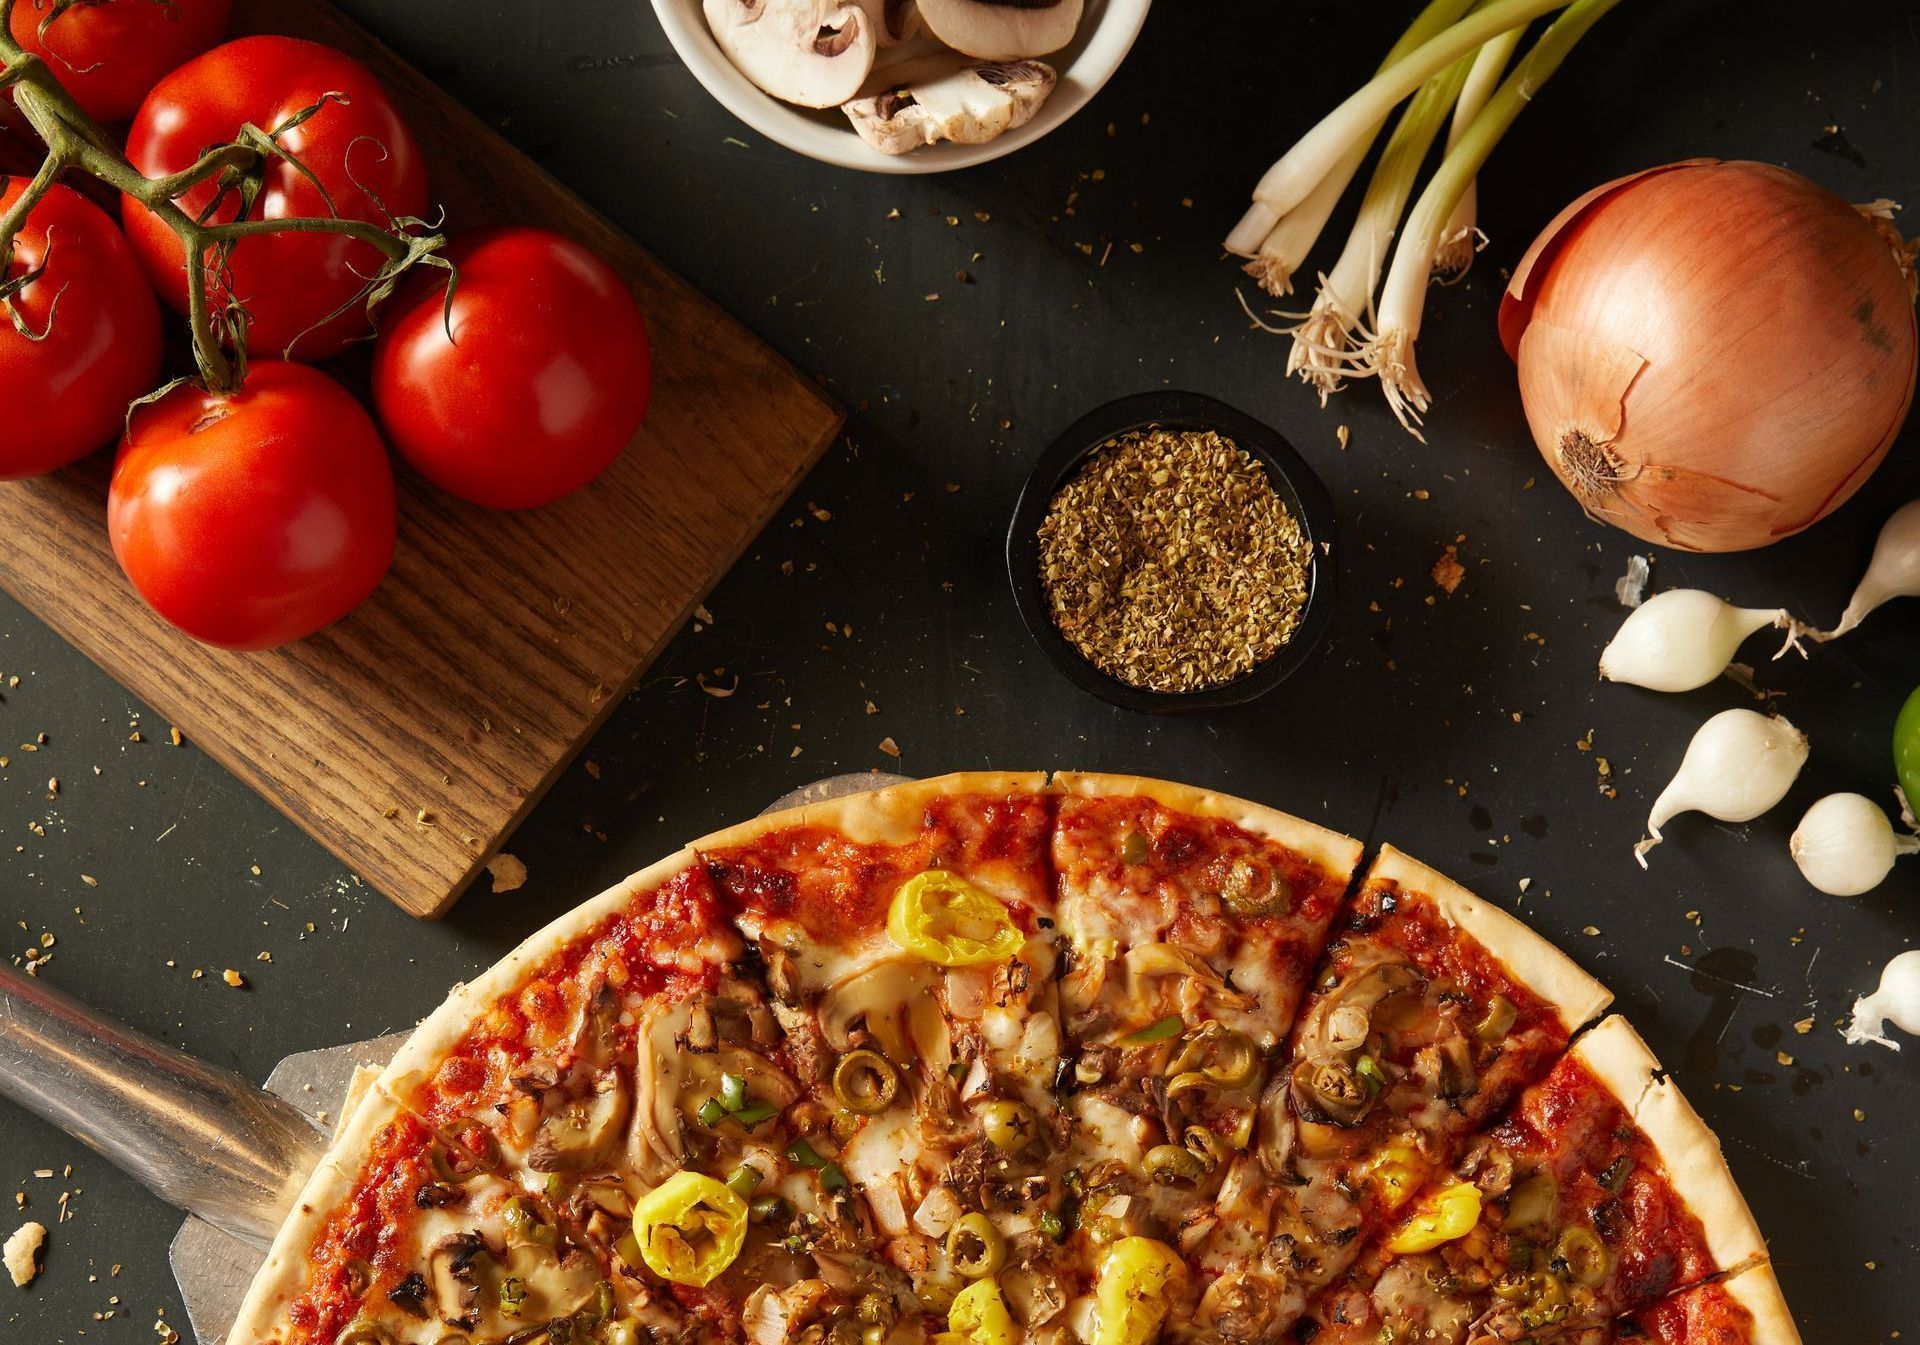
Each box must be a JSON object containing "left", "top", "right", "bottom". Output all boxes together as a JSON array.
[
  {"left": 1361, "top": 0, "right": 1626, "bottom": 437},
  {"left": 0, "top": 0, "right": 443, "bottom": 393},
  {"left": 1226, "top": 0, "right": 1477, "bottom": 294},
  {"left": 1430, "top": 26, "right": 1522, "bottom": 281},
  {"left": 1244, "top": 0, "right": 1596, "bottom": 224},
  {"left": 1274, "top": 53, "right": 1474, "bottom": 402}
]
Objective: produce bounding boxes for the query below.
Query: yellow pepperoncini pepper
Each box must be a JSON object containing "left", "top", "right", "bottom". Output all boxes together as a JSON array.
[
  {"left": 1091, "top": 1237, "right": 1186, "bottom": 1345},
  {"left": 948, "top": 1277, "right": 1017, "bottom": 1345},
  {"left": 887, "top": 871, "right": 1024, "bottom": 967},
  {"left": 1384, "top": 1181, "right": 1483, "bottom": 1254},
  {"left": 629, "top": 1170, "right": 748, "bottom": 1287},
  {"left": 1363, "top": 1143, "right": 1425, "bottom": 1210}
]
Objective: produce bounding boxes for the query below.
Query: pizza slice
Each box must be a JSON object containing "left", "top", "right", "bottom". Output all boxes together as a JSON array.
[
  {"left": 695, "top": 774, "right": 1067, "bottom": 1338},
  {"left": 1293, "top": 1014, "right": 1789, "bottom": 1343},
  {"left": 1188, "top": 845, "right": 1612, "bottom": 1340}
]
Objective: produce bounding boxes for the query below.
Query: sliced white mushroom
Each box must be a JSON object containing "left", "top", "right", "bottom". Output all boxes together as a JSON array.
[
  {"left": 843, "top": 54, "right": 1056, "bottom": 156},
  {"left": 915, "top": 0, "right": 1081, "bottom": 58},
  {"left": 704, "top": 0, "right": 878, "bottom": 108}
]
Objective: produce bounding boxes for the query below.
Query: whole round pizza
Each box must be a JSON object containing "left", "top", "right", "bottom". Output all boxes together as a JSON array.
[{"left": 232, "top": 773, "right": 1797, "bottom": 1345}]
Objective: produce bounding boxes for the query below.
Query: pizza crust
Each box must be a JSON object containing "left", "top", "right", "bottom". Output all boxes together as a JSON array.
[
  {"left": 1572, "top": 1015, "right": 1770, "bottom": 1277},
  {"left": 373, "top": 845, "right": 703, "bottom": 1101},
  {"left": 1721, "top": 1260, "right": 1803, "bottom": 1345},
  {"left": 226, "top": 1070, "right": 413, "bottom": 1345},
  {"left": 1052, "top": 771, "right": 1365, "bottom": 879},
  {"left": 690, "top": 770, "right": 1052, "bottom": 850},
  {"left": 1366, "top": 845, "right": 1612, "bottom": 1031}
]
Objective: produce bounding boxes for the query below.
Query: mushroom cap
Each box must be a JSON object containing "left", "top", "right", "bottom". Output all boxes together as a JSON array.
[
  {"left": 915, "top": 0, "right": 1083, "bottom": 60},
  {"left": 704, "top": 0, "right": 879, "bottom": 108},
  {"left": 842, "top": 54, "right": 1056, "bottom": 156}
]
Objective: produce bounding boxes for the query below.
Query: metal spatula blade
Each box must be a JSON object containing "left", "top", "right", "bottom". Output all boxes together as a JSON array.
[{"left": 0, "top": 773, "right": 911, "bottom": 1343}]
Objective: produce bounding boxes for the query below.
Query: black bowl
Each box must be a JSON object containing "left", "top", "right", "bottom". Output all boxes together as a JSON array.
[{"left": 1005, "top": 390, "right": 1337, "bottom": 715}]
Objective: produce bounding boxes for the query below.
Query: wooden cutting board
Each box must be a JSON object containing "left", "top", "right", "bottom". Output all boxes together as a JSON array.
[{"left": 0, "top": 0, "right": 842, "bottom": 918}]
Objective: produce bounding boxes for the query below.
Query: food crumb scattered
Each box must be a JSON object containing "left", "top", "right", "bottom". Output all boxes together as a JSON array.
[
  {"left": 877, "top": 737, "right": 901, "bottom": 758},
  {"left": 486, "top": 853, "right": 529, "bottom": 894},
  {"left": 222, "top": 969, "right": 247, "bottom": 989},
  {"left": 4, "top": 1220, "right": 45, "bottom": 1287},
  {"left": 1430, "top": 545, "right": 1465, "bottom": 595}
]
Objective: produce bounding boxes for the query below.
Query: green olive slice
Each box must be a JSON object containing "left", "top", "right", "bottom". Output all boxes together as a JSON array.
[{"left": 832, "top": 1049, "right": 900, "bottom": 1115}]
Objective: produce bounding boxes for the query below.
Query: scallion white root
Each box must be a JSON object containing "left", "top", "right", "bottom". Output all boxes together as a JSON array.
[
  {"left": 1240, "top": 148, "right": 1366, "bottom": 295},
  {"left": 1361, "top": 0, "right": 1625, "bottom": 435},
  {"left": 1431, "top": 27, "right": 1520, "bottom": 280},
  {"left": 1285, "top": 56, "right": 1474, "bottom": 399}
]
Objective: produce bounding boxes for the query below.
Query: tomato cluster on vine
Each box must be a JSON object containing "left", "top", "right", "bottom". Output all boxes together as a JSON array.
[{"left": 1, "top": 0, "right": 653, "bottom": 650}]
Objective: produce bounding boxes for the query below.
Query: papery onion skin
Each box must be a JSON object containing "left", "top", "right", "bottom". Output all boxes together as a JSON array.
[{"left": 1503, "top": 161, "right": 1917, "bottom": 553}]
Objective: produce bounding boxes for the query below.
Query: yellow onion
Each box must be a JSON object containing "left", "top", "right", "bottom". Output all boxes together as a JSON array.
[{"left": 1502, "top": 160, "right": 1917, "bottom": 553}]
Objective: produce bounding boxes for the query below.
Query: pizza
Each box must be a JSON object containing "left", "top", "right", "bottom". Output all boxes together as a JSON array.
[
  {"left": 226, "top": 772, "right": 1798, "bottom": 1345},
  {"left": 1295, "top": 1015, "right": 1770, "bottom": 1342}
]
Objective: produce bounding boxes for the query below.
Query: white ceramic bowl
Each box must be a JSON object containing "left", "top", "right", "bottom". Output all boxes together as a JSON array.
[{"left": 651, "top": 0, "right": 1153, "bottom": 174}]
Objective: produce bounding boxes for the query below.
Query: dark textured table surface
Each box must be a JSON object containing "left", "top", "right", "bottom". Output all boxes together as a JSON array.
[{"left": 6, "top": 2, "right": 1920, "bottom": 1340}]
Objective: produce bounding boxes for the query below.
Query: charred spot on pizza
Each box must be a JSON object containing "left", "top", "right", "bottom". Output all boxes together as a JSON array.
[
  {"left": 412, "top": 1181, "right": 462, "bottom": 1209},
  {"left": 385, "top": 1271, "right": 430, "bottom": 1318}
]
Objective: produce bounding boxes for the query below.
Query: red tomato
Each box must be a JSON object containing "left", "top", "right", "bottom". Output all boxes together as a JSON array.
[
  {"left": 8, "top": 0, "right": 231, "bottom": 122},
  {"left": 121, "top": 36, "right": 427, "bottom": 362},
  {"left": 372, "top": 227, "right": 652, "bottom": 509},
  {"left": 0, "top": 178, "right": 163, "bottom": 479},
  {"left": 109, "top": 360, "right": 397, "bottom": 650}
]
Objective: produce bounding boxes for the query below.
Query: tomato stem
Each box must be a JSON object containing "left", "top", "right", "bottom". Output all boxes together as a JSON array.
[{"left": 0, "top": 0, "right": 442, "bottom": 394}]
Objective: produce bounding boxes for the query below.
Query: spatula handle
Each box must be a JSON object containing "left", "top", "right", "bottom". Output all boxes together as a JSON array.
[{"left": 0, "top": 964, "right": 326, "bottom": 1250}]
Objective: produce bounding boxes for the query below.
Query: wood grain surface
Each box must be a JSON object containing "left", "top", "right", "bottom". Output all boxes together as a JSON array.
[{"left": 0, "top": 0, "right": 842, "bottom": 917}]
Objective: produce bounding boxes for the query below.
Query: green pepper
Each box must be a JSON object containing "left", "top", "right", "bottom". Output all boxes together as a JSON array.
[
  {"left": 1896, "top": 686, "right": 1920, "bottom": 811},
  {"left": 1354, "top": 1055, "right": 1387, "bottom": 1094},
  {"left": 1120, "top": 1014, "right": 1184, "bottom": 1046},
  {"left": 696, "top": 1097, "right": 727, "bottom": 1128},
  {"left": 730, "top": 1100, "right": 779, "bottom": 1129},
  {"left": 725, "top": 1163, "right": 763, "bottom": 1199},
  {"left": 786, "top": 1138, "right": 849, "bottom": 1192},
  {"left": 719, "top": 1073, "right": 749, "bottom": 1113}
]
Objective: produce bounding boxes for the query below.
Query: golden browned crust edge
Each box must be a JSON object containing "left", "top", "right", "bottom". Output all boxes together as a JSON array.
[
  {"left": 1052, "top": 770, "right": 1365, "bottom": 880},
  {"left": 690, "top": 771, "right": 1053, "bottom": 851},
  {"left": 1722, "top": 1261, "right": 1802, "bottom": 1345},
  {"left": 1368, "top": 844, "right": 1612, "bottom": 1030},
  {"left": 375, "top": 846, "right": 703, "bottom": 1101},
  {"left": 1573, "top": 1016, "right": 1769, "bottom": 1276},
  {"left": 225, "top": 1074, "right": 411, "bottom": 1345}
]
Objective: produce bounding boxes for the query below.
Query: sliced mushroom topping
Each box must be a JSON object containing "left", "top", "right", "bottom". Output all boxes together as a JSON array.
[
  {"left": 842, "top": 54, "right": 1056, "bottom": 156},
  {"left": 630, "top": 1001, "right": 694, "bottom": 1183},
  {"left": 914, "top": 0, "right": 1082, "bottom": 59},
  {"left": 818, "top": 957, "right": 951, "bottom": 1074},
  {"left": 1289, "top": 1058, "right": 1374, "bottom": 1129},
  {"left": 1413, "top": 1034, "right": 1478, "bottom": 1101},
  {"left": 428, "top": 1233, "right": 486, "bottom": 1329},
  {"left": 704, "top": 0, "right": 878, "bottom": 108},
  {"left": 1297, "top": 960, "right": 1426, "bottom": 1064},
  {"left": 1196, "top": 1271, "right": 1278, "bottom": 1344},
  {"left": 529, "top": 1070, "right": 631, "bottom": 1172}
]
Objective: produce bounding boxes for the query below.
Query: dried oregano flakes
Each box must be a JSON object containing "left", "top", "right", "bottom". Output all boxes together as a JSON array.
[{"left": 1036, "top": 426, "right": 1312, "bottom": 694}]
